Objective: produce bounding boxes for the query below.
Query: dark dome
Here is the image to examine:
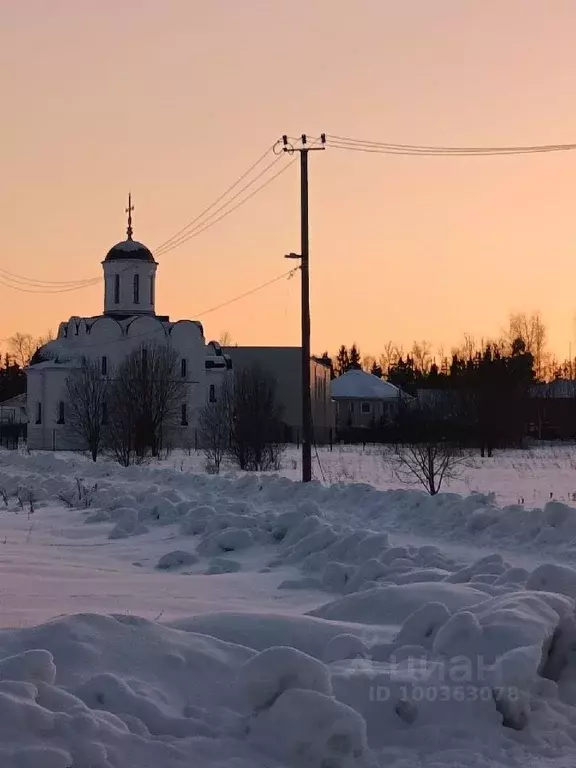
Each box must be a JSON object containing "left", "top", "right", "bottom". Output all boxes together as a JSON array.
[{"left": 104, "top": 239, "right": 155, "bottom": 263}]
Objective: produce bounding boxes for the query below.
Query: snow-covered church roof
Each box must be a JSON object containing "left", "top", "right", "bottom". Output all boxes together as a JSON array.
[{"left": 331, "top": 369, "right": 403, "bottom": 401}]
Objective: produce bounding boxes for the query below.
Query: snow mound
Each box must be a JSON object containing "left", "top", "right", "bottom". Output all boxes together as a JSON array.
[
  {"left": 236, "top": 645, "right": 332, "bottom": 712},
  {"left": 247, "top": 687, "right": 368, "bottom": 768},
  {"left": 309, "top": 582, "right": 488, "bottom": 626},
  {"left": 0, "top": 613, "right": 260, "bottom": 768},
  {"left": 206, "top": 558, "right": 242, "bottom": 574},
  {"left": 323, "top": 634, "right": 368, "bottom": 663},
  {"left": 156, "top": 550, "right": 199, "bottom": 570},
  {"left": 526, "top": 563, "right": 576, "bottom": 598}
]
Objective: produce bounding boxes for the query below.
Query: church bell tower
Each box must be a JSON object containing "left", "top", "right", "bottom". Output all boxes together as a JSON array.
[{"left": 102, "top": 195, "right": 157, "bottom": 318}]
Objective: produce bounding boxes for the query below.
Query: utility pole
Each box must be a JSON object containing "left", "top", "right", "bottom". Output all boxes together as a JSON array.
[{"left": 283, "top": 133, "right": 326, "bottom": 482}]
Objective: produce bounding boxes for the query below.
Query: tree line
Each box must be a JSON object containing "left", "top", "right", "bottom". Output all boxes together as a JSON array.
[
  {"left": 0, "top": 332, "right": 53, "bottom": 403},
  {"left": 329, "top": 311, "right": 558, "bottom": 383},
  {"left": 327, "top": 311, "right": 576, "bottom": 452}
]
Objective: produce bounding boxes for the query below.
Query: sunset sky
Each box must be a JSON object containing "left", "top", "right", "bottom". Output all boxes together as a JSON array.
[{"left": 2, "top": 0, "right": 576, "bottom": 361}]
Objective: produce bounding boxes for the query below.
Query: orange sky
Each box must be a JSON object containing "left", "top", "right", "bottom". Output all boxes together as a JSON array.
[{"left": 2, "top": 0, "right": 576, "bottom": 360}]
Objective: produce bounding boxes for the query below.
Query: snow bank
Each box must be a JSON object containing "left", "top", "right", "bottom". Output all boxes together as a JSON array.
[
  {"left": 5, "top": 450, "right": 576, "bottom": 764},
  {"left": 308, "top": 583, "right": 488, "bottom": 626}
]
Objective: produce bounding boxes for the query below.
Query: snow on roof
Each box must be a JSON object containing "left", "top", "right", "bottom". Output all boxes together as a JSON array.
[
  {"left": 330, "top": 369, "right": 402, "bottom": 401},
  {"left": 0, "top": 393, "right": 26, "bottom": 408}
]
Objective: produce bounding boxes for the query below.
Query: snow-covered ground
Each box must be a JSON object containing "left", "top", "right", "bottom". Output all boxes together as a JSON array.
[
  {"left": 3, "top": 447, "right": 576, "bottom": 766},
  {"left": 164, "top": 442, "right": 576, "bottom": 507}
]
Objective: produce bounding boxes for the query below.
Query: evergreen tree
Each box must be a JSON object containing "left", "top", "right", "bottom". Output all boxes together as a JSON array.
[
  {"left": 335, "top": 345, "right": 350, "bottom": 377},
  {"left": 349, "top": 344, "right": 361, "bottom": 370},
  {"left": 370, "top": 361, "right": 383, "bottom": 378},
  {"left": 0, "top": 356, "right": 25, "bottom": 402}
]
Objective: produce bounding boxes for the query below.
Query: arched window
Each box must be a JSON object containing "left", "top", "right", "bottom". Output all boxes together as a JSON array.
[
  {"left": 209, "top": 384, "right": 216, "bottom": 403},
  {"left": 57, "top": 401, "right": 65, "bottom": 424},
  {"left": 181, "top": 358, "right": 187, "bottom": 378},
  {"left": 114, "top": 274, "right": 120, "bottom": 304},
  {"left": 149, "top": 275, "right": 155, "bottom": 305},
  {"left": 101, "top": 356, "right": 108, "bottom": 376},
  {"left": 133, "top": 274, "right": 140, "bottom": 304},
  {"left": 181, "top": 403, "right": 188, "bottom": 426}
]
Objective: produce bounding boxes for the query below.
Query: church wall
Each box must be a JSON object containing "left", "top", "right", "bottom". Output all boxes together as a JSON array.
[
  {"left": 27, "top": 366, "right": 74, "bottom": 450},
  {"left": 26, "top": 318, "right": 230, "bottom": 452},
  {"left": 104, "top": 261, "right": 157, "bottom": 317}
]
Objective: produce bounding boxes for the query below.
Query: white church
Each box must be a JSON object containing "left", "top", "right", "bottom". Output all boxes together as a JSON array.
[{"left": 26, "top": 200, "right": 230, "bottom": 450}]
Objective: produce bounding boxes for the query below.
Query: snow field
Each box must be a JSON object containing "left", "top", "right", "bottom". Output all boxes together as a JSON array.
[{"left": 4, "top": 450, "right": 576, "bottom": 765}]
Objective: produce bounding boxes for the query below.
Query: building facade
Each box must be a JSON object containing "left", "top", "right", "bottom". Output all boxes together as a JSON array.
[
  {"left": 223, "top": 346, "right": 333, "bottom": 442},
  {"left": 26, "top": 206, "right": 230, "bottom": 451}
]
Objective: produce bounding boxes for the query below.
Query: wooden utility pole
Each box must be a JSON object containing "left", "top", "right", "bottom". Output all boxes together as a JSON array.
[{"left": 283, "top": 134, "right": 325, "bottom": 482}]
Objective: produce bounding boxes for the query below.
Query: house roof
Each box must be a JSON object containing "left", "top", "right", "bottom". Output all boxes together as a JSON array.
[
  {"left": 331, "top": 369, "right": 403, "bottom": 401},
  {"left": 0, "top": 393, "right": 26, "bottom": 409}
]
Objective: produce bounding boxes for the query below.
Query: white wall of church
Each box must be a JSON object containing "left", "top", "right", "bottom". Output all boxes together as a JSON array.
[
  {"left": 26, "top": 313, "right": 229, "bottom": 451},
  {"left": 103, "top": 261, "right": 157, "bottom": 317}
]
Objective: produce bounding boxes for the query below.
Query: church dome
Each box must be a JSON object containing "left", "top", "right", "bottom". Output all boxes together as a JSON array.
[{"left": 104, "top": 239, "right": 155, "bottom": 263}]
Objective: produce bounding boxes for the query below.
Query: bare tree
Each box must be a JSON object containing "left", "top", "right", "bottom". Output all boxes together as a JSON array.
[
  {"left": 411, "top": 340, "right": 433, "bottom": 374},
  {"left": 198, "top": 379, "right": 231, "bottom": 473},
  {"left": 105, "top": 343, "right": 187, "bottom": 464},
  {"left": 362, "top": 355, "right": 376, "bottom": 373},
  {"left": 104, "top": 391, "right": 137, "bottom": 467},
  {"left": 64, "top": 360, "right": 109, "bottom": 461},
  {"left": 388, "top": 397, "right": 467, "bottom": 495},
  {"left": 219, "top": 330, "right": 233, "bottom": 346},
  {"left": 391, "top": 441, "right": 466, "bottom": 496},
  {"left": 378, "top": 341, "right": 399, "bottom": 377},
  {"left": 228, "top": 364, "right": 284, "bottom": 471},
  {"left": 508, "top": 311, "right": 546, "bottom": 378},
  {"left": 8, "top": 331, "right": 53, "bottom": 368}
]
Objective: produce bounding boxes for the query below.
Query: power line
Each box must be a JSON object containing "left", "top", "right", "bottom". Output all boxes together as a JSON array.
[
  {"left": 25, "top": 267, "right": 300, "bottom": 352},
  {"left": 0, "top": 147, "right": 293, "bottom": 292},
  {"left": 197, "top": 267, "right": 299, "bottom": 317},
  {"left": 0, "top": 269, "right": 96, "bottom": 288},
  {"left": 0, "top": 275, "right": 100, "bottom": 293},
  {"left": 326, "top": 134, "right": 576, "bottom": 156},
  {"left": 154, "top": 145, "right": 275, "bottom": 253},
  {"left": 156, "top": 156, "right": 294, "bottom": 257}
]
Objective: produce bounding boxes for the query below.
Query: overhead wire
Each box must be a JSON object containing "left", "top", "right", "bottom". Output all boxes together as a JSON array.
[
  {"left": 1, "top": 143, "right": 292, "bottom": 292},
  {"left": 0, "top": 269, "right": 96, "bottom": 287},
  {"left": 326, "top": 133, "right": 576, "bottom": 156},
  {"left": 0, "top": 275, "right": 100, "bottom": 293},
  {"left": 32, "top": 267, "right": 300, "bottom": 351},
  {"left": 196, "top": 266, "right": 299, "bottom": 317},
  {"left": 154, "top": 144, "right": 276, "bottom": 253},
  {"left": 156, "top": 155, "right": 294, "bottom": 257}
]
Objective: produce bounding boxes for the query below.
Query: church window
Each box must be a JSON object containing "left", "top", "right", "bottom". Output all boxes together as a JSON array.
[
  {"left": 114, "top": 274, "right": 120, "bottom": 304},
  {"left": 101, "top": 401, "right": 108, "bottom": 425},
  {"left": 35, "top": 402, "right": 42, "bottom": 425},
  {"left": 57, "top": 401, "right": 65, "bottom": 424},
  {"left": 133, "top": 274, "right": 140, "bottom": 304},
  {"left": 101, "top": 356, "right": 108, "bottom": 376},
  {"left": 150, "top": 275, "right": 154, "bottom": 305},
  {"left": 181, "top": 358, "right": 187, "bottom": 378},
  {"left": 181, "top": 403, "right": 188, "bottom": 426},
  {"left": 209, "top": 384, "right": 216, "bottom": 403}
]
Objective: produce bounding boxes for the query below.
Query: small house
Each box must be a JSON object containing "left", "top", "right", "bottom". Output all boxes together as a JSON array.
[{"left": 331, "top": 369, "right": 408, "bottom": 434}]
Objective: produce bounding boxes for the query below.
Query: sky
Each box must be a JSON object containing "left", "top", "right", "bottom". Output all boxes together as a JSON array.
[{"left": 2, "top": 0, "right": 576, "bottom": 361}]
